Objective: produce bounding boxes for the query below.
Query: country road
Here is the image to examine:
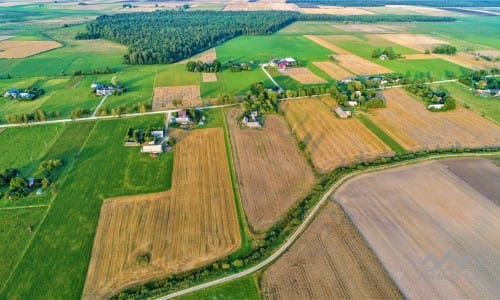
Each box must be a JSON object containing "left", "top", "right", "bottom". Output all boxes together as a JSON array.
[{"left": 156, "top": 151, "right": 500, "bottom": 299}]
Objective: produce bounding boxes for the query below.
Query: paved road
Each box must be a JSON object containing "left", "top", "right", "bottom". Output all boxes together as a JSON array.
[
  {"left": 261, "top": 65, "right": 284, "bottom": 93},
  {"left": 157, "top": 151, "right": 499, "bottom": 299}
]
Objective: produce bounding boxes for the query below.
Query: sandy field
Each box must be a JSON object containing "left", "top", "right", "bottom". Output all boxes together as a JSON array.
[
  {"left": 280, "top": 67, "right": 327, "bottom": 84},
  {"left": 474, "top": 50, "right": 500, "bottom": 59},
  {"left": 375, "top": 34, "right": 447, "bottom": 52},
  {"left": 333, "top": 24, "right": 411, "bottom": 33},
  {"left": 83, "top": 128, "right": 240, "bottom": 300},
  {"left": 334, "top": 158, "right": 500, "bottom": 299},
  {"left": 262, "top": 202, "right": 402, "bottom": 300},
  {"left": 369, "top": 89, "right": 500, "bottom": 152},
  {"left": 226, "top": 109, "right": 315, "bottom": 232},
  {"left": 304, "top": 35, "right": 350, "bottom": 54},
  {"left": 202, "top": 73, "right": 218, "bottom": 82},
  {"left": 335, "top": 54, "right": 392, "bottom": 75},
  {"left": 0, "top": 40, "right": 62, "bottom": 58},
  {"left": 282, "top": 96, "right": 394, "bottom": 173},
  {"left": 301, "top": 6, "right": 374, "bottom": 15},
  {"left": 153, "top": 85, "right": 201, "bottom": 110},
  {"left": 313, "top": 61, "right": 354, "bottom": 80}
]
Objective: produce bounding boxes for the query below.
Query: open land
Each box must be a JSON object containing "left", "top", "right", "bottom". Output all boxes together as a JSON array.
[
  {"left": 312, "top": 61, "right": 353, "bottom": 80},
  {"left": 202, "top": 73, "right": 218, "bottom": 82},
  {"left": 433, "top": 52, "right": 499, "bottom": 70},
  {"left": 83, "top": 128, "right": 240, "bottom": 299},
  {"left": 374, "top": 33, "right": 447, "bottom": 52},
  {"left": 226, "top": 109, "right": 315, "bottom": 232},
  {"left": 368, "top": 89, "right": 500, "bottom": 152},
  {"left": 153, "top": 85, "right": 201, "bottom": 110},
  {"left": 281, "top": 96, "right": 394, "bottom": 173},
  {"left": 332, "top": 24, "right": 412, "bottom": 33},
  {"left": 280, "top": 67, "right": 327, "bottom": 84},
  {"left": 301, "top": 6, "right": 374, "bottom": 15},
  {"left": 334, "top": 158, "right": 500, "bottom": 299},
  {"left": 0, "top": 40, "right": 62, "bottom": 58},
  {"left": 304, "top": 35, "right": 349, "bottom": 54},
  {"left": 335, "top": 54, "right": 392, "bottom": 75},
  {"left": 262, "top": 202, "right": 402, "bottom": 300}
]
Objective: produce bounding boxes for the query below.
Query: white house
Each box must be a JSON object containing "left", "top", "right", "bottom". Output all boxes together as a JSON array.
[
  {"left": 151, "top": 130, "right": 164, "bottom": 139},
  {"left": 19, "top": 92, "right": 33, "bottom": 99},
  {"left": 242, "top": 116, "right": 261, "bottom": 128}
]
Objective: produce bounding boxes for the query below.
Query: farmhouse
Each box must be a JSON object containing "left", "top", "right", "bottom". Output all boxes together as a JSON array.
[
  {"left": 96, "top": 85, "right": 114, "bottom": 96},
  {"left": 242, "top": 117, "right": 262, "bottom": 128},
  {"left": 333, "top": 106, "right": 351, "bottom": 119},
  {"left": 4, "top": 88, "right": 18, "bottom": 98},
  {"left": 173, "top": 109, "right": 191, "bottom": 124},
  {"left": 379, "top": 54, "right": 388, "bottom": 60},
  {"left": 270, "top": 57, "right": 297, "bottom": 70},
  {"left": 151, "top": 130, "right": 164, "bottom": 139},
  {"left": 141, "top": 144, "right": 163, "bottom": 154}
]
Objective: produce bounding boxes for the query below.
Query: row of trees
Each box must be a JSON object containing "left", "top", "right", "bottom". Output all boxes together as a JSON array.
[
  {"left": 432, "top": 44, "right": 457, "bottom": 55},
  {"left": 186, "top": 60, "right": 222, "bottom": 73},
  {"left": 406, "top": 84, "right": 456, "bottom": 111},
  {"left": 76, "top": 11, "right": 299, "bottom": 64},
  {"left": 371, "top": 47, "right": 401, "bottom": 60},
  {"left": 286, "top": 0, "right": 497, "bottom": 7},
  {"left": 298, "top": 13, "right": 457, "bottom": 22},
  {"left": 4, "top": 110, "right": 60, "bottom": 124},
  {"left": 73, "top": 66, "right": 114, "bottom": 76}
]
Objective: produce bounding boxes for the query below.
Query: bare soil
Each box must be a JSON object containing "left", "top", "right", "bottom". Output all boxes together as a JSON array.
[{"left": 202, "top": 73, "right": 218, "bottom": 82}]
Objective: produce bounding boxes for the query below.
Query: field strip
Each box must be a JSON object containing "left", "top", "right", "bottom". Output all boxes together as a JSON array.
[
  {"left": 0, "top": 204, "right": 49, "bottom": 211},
  {"left": 156, "top": 151, "right": 500, "bottom": 299},
  {"left": 304, "top": 35, "right": 350, "bottom": 54}
]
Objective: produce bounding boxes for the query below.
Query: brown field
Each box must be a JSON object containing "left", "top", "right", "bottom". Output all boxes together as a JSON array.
[
  {"left": 178, "top": 48, "right": 216, "bottom": 64},
  {"left": 333, "top": 24, "right": 411, "bottom": 33},
  {"left": 433, "top": 52, "right": 499, "bottom": 70},
  {"left": 152, "top": 85, "right": 201, "bottom": 110},
  {"left": 280, "top": 67, "right": 327, "bottom": 84},
  {"left": 313, "top": 61, "right": 354, "bottom": 80},
  {"left": 474, "top": 50, "right": 500, "bottom": 59},
  {"left": 281, "top": 97, "right": 394, "bottom": 173},
  {"left": 375, "top": 34, "right": 447, "bottom": 52},
  {"left": 334, "top": 158, "right": 500, "bottom": 299},
  {"left": 304, "top": 35, "right": 349, "bottom": 54},
  {"left": 403, "top": 53, "right": 435, "bottom": 60},
  {"left": 369, "top": 88, "right": 500, "bottom": 151},
  {"left": 386, "top": 5, "right": 460, "bottom": 16},
  {"left": 301, "top": 6, "right": 374, "bottom": 15},
  {"left": 226, "top": 109, "right": 315, "bottom": 232},
  {"left": 202, "top": 72, "right": 218, "bottom": 82},
  {"left": 82, "top": 128, "right": 241, "bottom": 300},
  {"left": 262, "top": 202, "right": 402, "bottom": 300},
  {"left": 335, "top": 54, "right": 392, "bottom": 75},
  {"left": 0, "top": 40, "right": 62, "bottom": 58}
]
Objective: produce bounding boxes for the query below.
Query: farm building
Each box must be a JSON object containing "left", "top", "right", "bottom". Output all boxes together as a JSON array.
[
  {"left": 96, "top": 85, "right": 114, "bottom": 96},
  {"left": 4, "top": 88, "right": 19, "bottom": 97},
  {"left": 269, "top": 57, "right": 297, "bottom": 70},
  {"left": 172, "top": 109, "right": 191, "bottom": 124},
  {"left": 141, "top": 145, "right": 163, "bottom": 154},
  {"left": 347, "top": 101, "right": 358, "bottom": 107},
  {"left": 333, "top": 106, "right": 351, "bottom": 119},
  {"left": 242, "top": 117, "right": 261, "bottom": 128},
  {"left": 428, "top": 104, "right": 444, "bottom": 110},
  {"left": 151, "top": 130, "right": 164, "bottom": 139},
  {"left": 379, "top": 54, "right": 389, "bottom": 60}
]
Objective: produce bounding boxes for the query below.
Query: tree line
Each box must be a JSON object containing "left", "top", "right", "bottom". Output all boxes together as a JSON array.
[
  {"left": 76, "top": 11, "right": 299, "bottom": 65},
  {"left": 298, "top": 14, "right": 457, "bottom": 22},
  {"left": 287, "top": 0, "right": 500, "bottom": 7}
]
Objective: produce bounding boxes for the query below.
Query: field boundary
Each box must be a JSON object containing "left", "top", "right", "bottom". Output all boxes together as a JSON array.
[{"left": 357, "top": 114, "right": 406, "bottom": 155}]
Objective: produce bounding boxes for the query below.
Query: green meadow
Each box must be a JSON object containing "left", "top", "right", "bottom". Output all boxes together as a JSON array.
[{"left": 177, "top": 275, "right": 260, "bottom": 300}]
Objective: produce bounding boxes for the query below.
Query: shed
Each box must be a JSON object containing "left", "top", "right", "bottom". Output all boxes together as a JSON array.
[
  {"left": 141, "top": 145, "right": 163, "bottom": 154},
  {"left": 333, "top": 106, "right": 349, "bottom": 119},
  {"left": 428, "top": 104, "right": 444, "bottom": 110}
]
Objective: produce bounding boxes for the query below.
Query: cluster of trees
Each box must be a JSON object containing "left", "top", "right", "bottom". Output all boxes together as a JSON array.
[
  {"left": 4, "top": 110, "right": 60, "bottom": 124},
  {"left": 124, "top": 127, "right": 162, "bottom": 144},
  {"left": 186, "top": 60, "right": 222, "bottom": 73},
  {"left": 331, "top": 80, "right": 385, "bottom": 108},
  {"left": 227, "top": 61, "right": 253, "bottom": 72},
  {"left": 458, "top": 69, "right": 499, "bottom": 87},
  {"left": 70, "top": 108, "right": 92, "bottom": 119},
  {"left": 371, "top": 47, "right": 401, "bottom": 60},
  {"left": 298, "top": 13, "right": 456, "bottom": 23},
  {"left": 406, "top": 84, "right": 456, "bottom": 111},
  {"left": 283, "top": 85, "right": 329, "bottom": 98},
  {"left": 285, "top": 0, "right": 497, "bottom": 7},
  {"left": 73, "top": 66, "right": 113, "bottom": 76},
  {"left": 76, "top": 11, "right": 299, "bottom": 64},
  {"left": 432, "top": 44, "right": 457, "bottom": 55},
  {"left": 241, "top": 82, "right": 280, "bottom": 117}
]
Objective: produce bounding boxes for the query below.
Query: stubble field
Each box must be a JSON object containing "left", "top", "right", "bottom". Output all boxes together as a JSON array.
[
  {"left": 0, "top": 40, "right": 62, "bottom": 58},
  {"left": 312, "top": 61, "right": 353, "bottom": 80},
  {"left": 281, "top": 97, "right": 394, "bottom": 173},
  {"left": 334, "top": 158, "right": 500, "bottom": 299},
  {"left": 335, "top": 54, "right": 392, "bottom": 75},
  {"left": 152, "top": 85, "right": 201, "bottom": 110},
  {"left": 262, "top": 202, "right": 402, "bottom": 300},
  {"left": 280, "top": 67, "right": 327, "bottom": 84},
  {"left": 368, "top": 89, "right": 500, "bottom": 151},
  {"left": 374, "top": 33, "right": 447, "bottom": 52},
  {"left": 82, "top": 128, "right": 241, "bottom": 299},
  {"left": 226, "top": 109, "right": 315, "bottom": 232}
]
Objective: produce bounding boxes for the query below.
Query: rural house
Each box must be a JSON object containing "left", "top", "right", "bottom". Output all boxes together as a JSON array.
[
  {"left": 173, "top": 109, "right": 191, "bottom": 125},
  {"left": 333, "top": 106, "right": 351, "bottom": 119},
  {"left": 96, "top": 85, "right": 114, "bottom": 96},
  {"left": 428, "top": 104, "right": 444, "bottom": 110},
  {"left": 242, "top": 116, "right": 261, "bottom": 128},
  {"left": 4, "top": 88, "right": 19, "bottom": 98},
  {"left": 347, "top": 101, "right": 358, "bottom": 107}
]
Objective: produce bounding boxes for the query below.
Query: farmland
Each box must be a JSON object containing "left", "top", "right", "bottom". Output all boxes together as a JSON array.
[
  {"left": 83, "top": 128, "right": 240, "bottom": 299},
  {"left": 281, "top": 96, "right": 394, "bottom": 173},
  {"left": 153, "top": 85, "right": 202, "bottom": 110},
  {"left": 367, "top": 89, "right": 500, "bottom": 152},
  {"left": 0, "top": 40, "right": 62, "bottom": 59},
  {"left": 334, "top": 158, "right": 500, "bottom": 299},
  {"left": 262, "top": 202, "right": 402, "bottom": 300},
  {"left": 335, "top": 54, "right": 393, "bottom": 75},
  {"left": 312, "top": 61, "right": 353, "bottom": 80},
  {"left": 177, "top": 275, "right": 260, "bottom": 300},
  {"left": 226, "top": 109, "right": 315, "bottom": 232},
  {"left": 280, "top": 67, "right": 327, "bottom": 84}
]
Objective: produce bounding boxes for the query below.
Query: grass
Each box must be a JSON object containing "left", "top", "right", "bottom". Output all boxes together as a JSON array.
[
  {"left": 154, "top": 64, "right": 202, "bottom": 87},
  {"left": 176, "top": 275, "right": 260, "bottom": 300},
  {"left": 357, "top": 114, "right": 406, "bottom": 155},
  {"left": 436, "top": 82, "right": 500, "bottom": 123},
  {"left": 329, "top": 34, "right": 419, "bottom": 57},
  {"left": 379, "top": 58, "right": 467, "bottom": 80},
  {"left": 201, "top": 68, "right": 273, "bottom": 98},
  {"left": 0, "top": 116, "right": 174, "bottom": 299},
  {"left": 276, "top": 21, "right": 346, "bottom": 35}
]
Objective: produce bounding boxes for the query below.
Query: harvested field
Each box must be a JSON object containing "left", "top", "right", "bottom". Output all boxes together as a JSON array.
[
  {"left": 335, "top": 54, "right": 392, "bottom": 75},
  {"left": 313, "top": 61, "right": 353, "bottom": 80},
  {"left": 281, "top": 97, "right": 394, "bottom": 173},
  {"left": 304, "top": 35, "right": 349, "bottom": 54},
  {"left": 152, "top": 85, "right": 201, "bottom": 110},
  {"left": 301, "top": 6, "right": 374, "bottom": 15},
  {"left": 474, "top": 49, "right": 500, "bottom": 59},
  {"left": 333, "top": 24, "right": 411, "bottom": 33},
  {"left": 385, "top": 5, "right": 459, "bottom": 16},
  {"left": 0, "top": 40, "right": 62, "bottom": 58},
  {"left": 280, "top": 67, "right": 327, "bottom": 84},
  {"left": 83, "top": 128, "right": 240, "bottom": 300},
  {"left": 262, "top": 202, "right": 402, "bottom": 300},
  {"left": 368, "top": 88, "right": 500, "bottom": 152},
  {"left": 202, "top": 73, "right": 218, "bottom": 82},
  {"left": 335, "top": 159, "right": 500, "bottom": 299},
  {"left": 375, "top": 34, "right": 447, "bottom": 52},
  {"left": 403, "top": 54, "right": 435, "bottom": 60},
  {"left": 179, "top": 48, "right": 217, "bottom": 64},
  {"left": 226, "top": 109, "right": 315, "bottom": 232},
  {"left": 433, "top": 52, "right": 499, "bottom": 70}
]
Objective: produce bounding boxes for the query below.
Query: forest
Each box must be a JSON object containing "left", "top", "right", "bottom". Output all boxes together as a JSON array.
[
  {"left": 298, "top": 14, "right": 456, "bottom": 22},
  {"left": 76, "top": 11, "right": 299, "bottom": 64},
  {"left": 287, "top": 0, "right": 500, "bottom": 7}
]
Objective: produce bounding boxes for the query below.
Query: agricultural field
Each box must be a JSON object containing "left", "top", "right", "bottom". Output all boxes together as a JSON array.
[
  {"left": 367, "top": 88, "right": 500, "bottom": 152},
  {"left": 153, "top": 85, "right": 201, "bottom": 110},
  {"left": 374, "top": 33, "right": 449, "bottom": 52},
  {"left": 312, "top": 61, "right": 353, "bottom": 80},
  {"left": 281, "top": 96, "right": 394, "bottom": 173},
  {"left": 262, "top": 202, "right": 402, "bottom": 300},
  {"left": 334, "top": 158, "right": 500, "bottom": 299},
  {"left": 332, "top": 23, "right": 412, "bottom": 33},
  {"left": 335, "top": 54, "right": 393, "bottom": 75},
  {"left": 177, "top": 275, "right": 260, "bottom": 300},
  {"left": 363, "top": 5, "right": 460, "bottom": 16},
  {"left": 226, "top": 109, "right": 315, "bottom": 232},
  {"left": 202, "top": 73, "right": 218, "bottom": 82},
  {"left": 301, "top": 6, "right": 374, "bottom": 15},
  {"left": 433, "top": 52, "right": 499, "bottom": 70},
  {"left": 83, "top": 128, "right": 240, "bottom": 299},
  {"left": 280, "top": 67, "right": 327, "bottom": 84},
  {"left": 0, "top": 40, "right": 62, "bottom": 59}
]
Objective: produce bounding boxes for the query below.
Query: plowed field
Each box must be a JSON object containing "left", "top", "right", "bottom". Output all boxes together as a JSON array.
[{"left": 82, "top": 128, "right": 240, "bottom": 299}]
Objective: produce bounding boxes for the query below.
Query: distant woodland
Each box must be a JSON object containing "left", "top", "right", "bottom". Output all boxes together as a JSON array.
[
  {"left": 76, "top": 11, "right": 299, "bottom": 64},
  {"left": 287, "top": 0, "right": 500, "bottom": 7}
]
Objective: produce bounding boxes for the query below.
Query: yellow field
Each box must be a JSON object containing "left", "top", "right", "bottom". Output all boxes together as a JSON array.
[
  {"left": 433, "top": 52, "right": 499, "bottom": 70},
  {"left": 335, "top": 54, "right": 392, "bottom": 75},
  {"left": 0, "top": 40, "right": 62, "bottom": 58},
  {"left": 304, "top": 35, "right": 350, "bottom": 54},
  {"left": 281, "top": 67, "right": 327, "bottom": 84},
  {"left": 313, "top": 61, "right": 354, "bottom": 80},
  {"left": 152, "top": 85, "right": 201, "bottom": 110},
  {"left": 301, "top": 6, "right": 374, "bottom": 15},
  {"left": 369, "top": 89, "right": 500, "bottom": 151},
  {"left": 282, "top": 97, "right": 394, "bottom": 173},
  {"left": 82, "top": 128, "right": 241, "bottom": 299},
  {"left": 374, "top": 34, "right": 447, "bottom": 52}
]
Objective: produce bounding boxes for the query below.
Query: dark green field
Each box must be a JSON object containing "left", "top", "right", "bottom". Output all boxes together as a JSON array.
[{"left": 177, "top": 275, "right": 260, "bottom": 300}]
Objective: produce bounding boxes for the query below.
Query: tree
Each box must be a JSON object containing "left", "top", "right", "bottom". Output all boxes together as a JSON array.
[
  {"left": 443, "top": 97, "right": 456, "bottom": 110},
  {"left": 111, "top": 76, "right": 117, "bottom": 86}
]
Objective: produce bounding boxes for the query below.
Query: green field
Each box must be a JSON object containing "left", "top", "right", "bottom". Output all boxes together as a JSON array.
[
  {"left": 276, "top": 21, "right": 345, "bottom": 35},
  {"left": 357, "top": 114, "right": 406, "bottom": 155},
  {"left": 176, "top": 275, "right": 260, "bottom": 300},
  {"left": 436, "top": 82, "right": 500, "bottom": 123}
]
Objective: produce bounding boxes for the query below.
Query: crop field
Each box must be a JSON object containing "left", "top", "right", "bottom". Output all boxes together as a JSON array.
[
  {"left": 177, "top": 275, "right": 259, "bottom": 300},
  {"left": 226, "top": 109, "right": 315, "bottom": 231},
  {"left": 153, "top": 85, "right": 201, "bottom": 110},
  {"left": 334, "top": 158, "right": 500, "bottom": 299},
  {"left": 262, "top": 202, "right": 402, "bottom": 300},
  {"left": 0, "top": 40, "right": 62, "bottom": 58},
  {"left": 83, "top": 128, "right": 240, "bottom": 299},
  {"left": 332, "top": 23, "right": 412, "bottom": 33},
  {"left": 433, "top": 52, "right": 499, "bottom": 70},
  {"left": 364, "top": 5, "right": 459, "bottom": 16},
  {"left": 374, "top": 33, "right": 447, "bottom": 52},
  {"left": 202, "top": 72, "right": 218, "bottom": 82},
  {"left": 367, "top": 89, "right": 500, "bottom": 152},
  {"left": 304, "top": 35, "right": 349, "bottom": 54},
  {"left": 276, "top": 22, "right": 345, "bottom": 36},
  {"left": 301, "top": 6, "right": 374, "bottom": 15},
  {"left": 335, "top": 54, "right": 393, "bottom": 75},
  {"left": 281, "top": 97, "right": 394, "bottom": 173},
  {"left": 312, "top": 61, "right": 353, "bottom": 80},
  {"left": 280, "top": 67, "right": 327, "bottom": 84}
]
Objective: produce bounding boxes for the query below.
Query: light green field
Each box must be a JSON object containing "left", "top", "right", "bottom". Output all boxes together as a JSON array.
[
  {"left": 201, "top": 68, "right": 273, "bottom": 98},
  {"left": 155, "top": 64, "right": 202, "bottom": 87},
  {"left": 327, "top": 34, "right": 420, "bottom": 57},
  {"left": 380, "top": 58, "right": 467, "bottom": 80},
  {"left": 177, "top": 275, "right": 260, "bottom": 300},
  {"left": 277, "top": 21, "right": 345, "bottom": 35}
]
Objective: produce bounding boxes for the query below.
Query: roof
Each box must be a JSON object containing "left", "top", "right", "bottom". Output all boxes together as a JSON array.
[{"left": 141, "top": 145, "right": 163, "bottom": 153}]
